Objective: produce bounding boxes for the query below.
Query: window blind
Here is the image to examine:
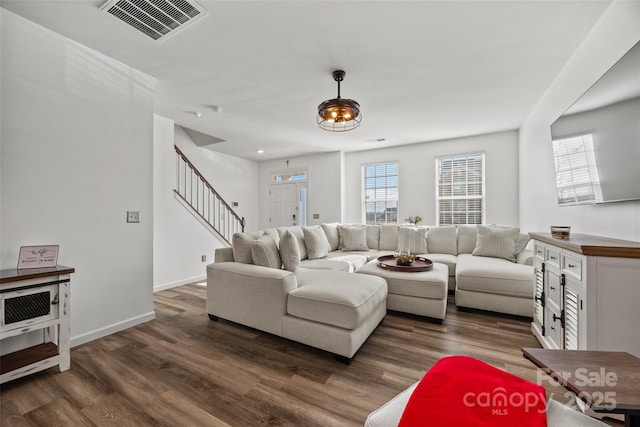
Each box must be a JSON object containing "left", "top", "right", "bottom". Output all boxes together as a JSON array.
[
  {"left": 436, "top": 154, "right": 484, "bottom": 225},
  {"left": 363, "top": 163, "right": 398, "bottom": 224}
]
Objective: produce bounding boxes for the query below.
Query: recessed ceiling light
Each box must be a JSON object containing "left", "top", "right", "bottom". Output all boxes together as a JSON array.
[
  {"left": 210, "top": 106, "right": 222, "bottom": 113},
  {"left": 256, "top": 149, "right": 264, "bottom": 154},
  {"left": 366, "top": 137, "right": 386, "bottom": 143}
]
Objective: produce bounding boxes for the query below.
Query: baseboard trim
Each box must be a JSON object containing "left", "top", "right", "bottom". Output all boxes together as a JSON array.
[
  {"left": 154, "top": 275, "right": 206, "bottom": 292},
  {"left": 70, "top": 311, "right": 156, "bottom": 348}
]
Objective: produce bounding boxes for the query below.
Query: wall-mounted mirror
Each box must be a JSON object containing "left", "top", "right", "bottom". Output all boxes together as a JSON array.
[{"left": 550, "top": 41, "right": 640, "bottom": 206}]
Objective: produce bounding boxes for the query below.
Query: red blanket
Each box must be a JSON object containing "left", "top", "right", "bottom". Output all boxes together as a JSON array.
[{"left": 398, "top": 356, "right": 547, "bottom": 427}]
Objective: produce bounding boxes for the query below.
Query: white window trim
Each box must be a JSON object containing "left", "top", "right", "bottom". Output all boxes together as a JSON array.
[
  {"left": 361, "top": 161, "right": 399, "bottom": 224},
  {"left": 435, "top": 153, "right": 486, "bottom": 226}
]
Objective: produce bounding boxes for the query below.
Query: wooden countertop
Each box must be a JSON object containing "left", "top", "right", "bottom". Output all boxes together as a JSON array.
[
  {"left": 529, "top": 232, "right": 640, "bottom": 258},
  {"left": 0, "top": 265, "right": 75, "bottom": 284}
]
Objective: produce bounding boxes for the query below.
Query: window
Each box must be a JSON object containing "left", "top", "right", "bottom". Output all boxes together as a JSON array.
[
  {"left": 272, "top": 171, "right": 307, "bottom": 182},
  {"left": 436, "top": 154, "right": 485, "bottom": 225},
  {"left": 552, "top": 134, "right": 602, "bottom": 205},
  {"left": 363, "top": 162, "right": 398, "bottom": 224}
]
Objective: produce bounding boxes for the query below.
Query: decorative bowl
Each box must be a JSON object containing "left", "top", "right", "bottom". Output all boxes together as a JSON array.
[
  {"left": 550, "top": 226, "right": 571, "bottom": 240},
  {"left": 395, "top": 252, "right": 415, "bottom": 266}
]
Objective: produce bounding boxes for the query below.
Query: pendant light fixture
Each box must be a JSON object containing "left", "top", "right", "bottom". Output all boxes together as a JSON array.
[{"left": 317, "top": 70, "right": 362, "bottom": 132}]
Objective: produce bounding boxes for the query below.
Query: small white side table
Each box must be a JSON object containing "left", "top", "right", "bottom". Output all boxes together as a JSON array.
[{"left": 0, "top": 265, "right": 74, "bottom": 384}]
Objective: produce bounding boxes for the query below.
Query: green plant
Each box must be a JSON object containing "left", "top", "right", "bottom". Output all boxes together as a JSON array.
[{"left": 405, "top": 215, "right": 422, "bottom": 225}]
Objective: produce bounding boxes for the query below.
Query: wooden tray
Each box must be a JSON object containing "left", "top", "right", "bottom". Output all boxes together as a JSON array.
[{"left": 377, "top": 255, "right": 433, "bottom": 272}]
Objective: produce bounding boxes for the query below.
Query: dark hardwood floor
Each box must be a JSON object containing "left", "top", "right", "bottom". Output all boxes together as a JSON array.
[{"left": 1, "top": 283, "right": 622, "bottom": 426}]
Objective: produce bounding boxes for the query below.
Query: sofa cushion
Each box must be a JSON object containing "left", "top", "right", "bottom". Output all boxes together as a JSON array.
[
  {"left": 456, "top": 225, "right": 478, "bottom": 254},
  {"left": 327, "top": 250, "right": 380, "bottom": 263},
  {"left": 398, "top": 226, "right": 428, "bottom": 254},
  {"left": 426, "top": 226, "right": 457, "bottom": 255},
  {"left": 251, "top": 235, "right": 281, "bottom": 269},
  {"left": 379, "top": 224, "right": 399, "bottom": 250},
  {"left": 279, "top": 230, "right": 301, "bottom": 272},
  {"left": 330, "top": 254, "right": 368, "bottom": 272},
  {"left": 303, "top": 225, "right": 331, "bottom": 259},
  {"left": 288, "top": 269, "right": 387, "bottom": 330},
  {"left": 456, "top": 254, "right": 534, "bottom": 298},
  {"left": 340, "top": 225, "right": 369, "bottom": 251},
  {"left": 301, "top": 253, "right": 369, "bottom": 272},
  {"left": 423, "top": 253, "right": 457, "bottom": 277},
  {"left": 278, "top": 226, "right": 308, "bottom": 260},
  {"left": 365, "top": 225, "right": 381, "bottom": 250},
  {"left": 232, "top": 231, "right": 262, "bottom": 264},
  {"left": 472, "top": 225, "right": 518, "bottom": 262},
  {"left": 321, "top": 223, "right": 340, "bottom": 251},
  {"left": 300, "top": 259, "right": 352, "bottom": 272}
]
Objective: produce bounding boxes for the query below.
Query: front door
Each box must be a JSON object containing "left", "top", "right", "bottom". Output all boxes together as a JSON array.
[{"left": 269, "top": 183, "right": 298, "bottom": 227}]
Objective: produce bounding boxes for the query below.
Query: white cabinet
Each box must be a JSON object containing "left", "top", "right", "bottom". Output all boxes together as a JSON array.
[
  {"left": 530, "top": 233, "right": 640, "bottom": 357},
  {"left": 0, "top": 266, "right": 74, "bottom": 384}
]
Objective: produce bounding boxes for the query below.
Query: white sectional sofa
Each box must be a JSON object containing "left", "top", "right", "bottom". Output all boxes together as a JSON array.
[{"left": 207, "top": 223, "right": 534, "bottom": 362}]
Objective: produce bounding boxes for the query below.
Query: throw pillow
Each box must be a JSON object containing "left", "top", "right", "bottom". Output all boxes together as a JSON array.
[
  {"left": 321, "top": 223, "right": 340, "bottom": 251},
  {"left": 232, "top": 231, "right": 262, "bottom": 264},
  {"left": 277, "top": 226, "right": 307, "bottom": 260},
  {"left": 514, "top": 232, "right": 532, "bottom": 256},
  {"left": 340, "top": 226, "right": 369, "bottom": 251},
  {"left": 250, "top": 235, "right": 281, "bottom": 269},
  {"left": 303, "top": 225, "right": 331, "bottom": 259},
  {"left": 397, "top": 226, "right": 428, "bottom": 254},
  {"left": 262, "top": 227, "right": 280, "bottom": 249},
  {"left": 279, "top": 230, "right": 301, "bottom": 272},
  {"left": 472, "top": 225, "right": 518, "bottom": 262},
  {"left": 487, "top": 224, "right": 531, "bottom": 256}
]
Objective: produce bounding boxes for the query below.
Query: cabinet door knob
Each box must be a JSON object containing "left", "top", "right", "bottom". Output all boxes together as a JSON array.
[{"left": 568, "top": 263, "right": 576, "bottom": 268}]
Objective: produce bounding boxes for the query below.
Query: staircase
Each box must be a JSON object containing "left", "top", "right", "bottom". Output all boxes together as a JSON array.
[{"left": 174, "top": 145, "right": 245, "bottom": 245}]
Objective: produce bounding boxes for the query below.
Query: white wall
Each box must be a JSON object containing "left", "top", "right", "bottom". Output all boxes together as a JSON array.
[
  {"left": 153, "top": 116, "right": 260, "bottom": 289},
  {"left": 344, "top": 131, "right": 521, "bottom": 226},
  {"left": 258, "top": 152, "right": 343, "bottom": 230},
  {"left": 0, "top": 10, "right": 155, "bottom": 347},
  {"left": 520, "top": 1, "right": 640, "bottom": 241}
]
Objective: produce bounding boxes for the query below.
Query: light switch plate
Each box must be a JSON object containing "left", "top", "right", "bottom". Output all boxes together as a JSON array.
[{"left": 127, "top": 211, "right": 140, "bottom": 223}]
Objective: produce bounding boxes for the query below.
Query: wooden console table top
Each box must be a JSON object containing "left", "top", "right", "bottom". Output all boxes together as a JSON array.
[
  {"left": 529, "top": 232, "right": 640, "bottom": 258},
  {"left": 0, "top": 265, "right": 75, "bottom": 284}
]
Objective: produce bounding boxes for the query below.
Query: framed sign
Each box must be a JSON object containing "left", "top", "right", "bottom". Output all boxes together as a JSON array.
[{"left": 17, "top": 245, "right": 59, "bottom": 269}]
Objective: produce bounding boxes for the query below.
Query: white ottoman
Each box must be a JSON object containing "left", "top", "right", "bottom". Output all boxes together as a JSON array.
[
  {"left": 357, "top": 261, "right": 449, "bottom": 322},
  {"left": 365, "top": 383, "right": 609, "bottom": 427}
]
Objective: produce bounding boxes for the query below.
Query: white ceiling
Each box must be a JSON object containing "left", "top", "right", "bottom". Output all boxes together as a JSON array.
[{"left": 2, "top": 0, "right": 612, "bottom": 161}]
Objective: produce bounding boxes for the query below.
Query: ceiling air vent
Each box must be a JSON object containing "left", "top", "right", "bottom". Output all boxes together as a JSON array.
[{"left": 100, "top": 0, "right": 207, "bottom": 41}]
